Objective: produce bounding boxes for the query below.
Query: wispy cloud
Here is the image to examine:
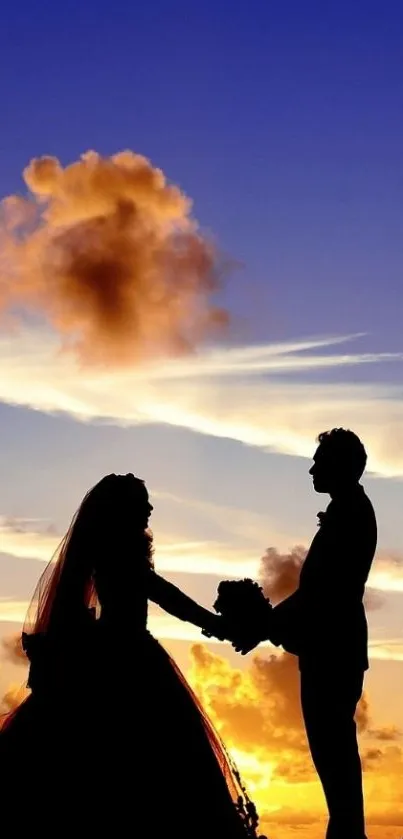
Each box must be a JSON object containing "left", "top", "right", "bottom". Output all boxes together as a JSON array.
[
  {"left": 0, "top": 518, "right": 58, "bottom": 562},
  {"left": 0, "top": 517, "right": 259, "bottom": 574},
  {"left": 370, "top": 555, "right": 403, "bottom": 594},
  {"left": 2, "top": 515, "right": 403, "bottom": 594},
  {"left": 153, "top": 490, "right": 297, "bottom": 549},
  {"left": 103, "top": 332, "right": 401, "bottom": 379},
  {"left": 368, "top": 639, "right": 403, "bottom": 661},
  {"left": 0, "top": 600, "right": 30, "bottom": 623},
  {"left": 1, "top": 329, "right": 403, "bottom": 476}
]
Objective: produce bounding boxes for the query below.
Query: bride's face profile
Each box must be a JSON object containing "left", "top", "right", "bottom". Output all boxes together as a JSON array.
[
  {"left": 86, "top": 475, "right": 154, "bottom": 612},
  {"left": 135, "top": 483, "right": 154, "bottom": 530}
]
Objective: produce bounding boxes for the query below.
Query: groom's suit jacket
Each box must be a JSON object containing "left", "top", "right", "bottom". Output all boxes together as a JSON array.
[{"left": 270, "top": 485, "right": 377, "bottom": 672}]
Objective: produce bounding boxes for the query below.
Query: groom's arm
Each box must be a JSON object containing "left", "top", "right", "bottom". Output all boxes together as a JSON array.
[
  {"left": 268, "top": 591, "right": 302, "bottom": 654},
  {"left": 304, "top": 508, "right": 374, "bottom": 614},
  {"left": 232, "top": 590, "right": 302, "bottom": 656}
]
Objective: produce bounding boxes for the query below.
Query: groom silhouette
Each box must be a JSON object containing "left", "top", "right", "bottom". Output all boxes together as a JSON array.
[{"left": 253, "top": 429, "right": 376, "bottom": 839}]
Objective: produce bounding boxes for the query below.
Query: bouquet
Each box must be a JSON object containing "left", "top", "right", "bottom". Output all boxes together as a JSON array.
[{"left": 211, "top": 578, "right": 273, "bottom": 654}]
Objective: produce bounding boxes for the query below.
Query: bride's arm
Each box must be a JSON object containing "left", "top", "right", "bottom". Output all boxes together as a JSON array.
[{"left": 148, "top": 571, "right": 225, "bottom": 637}]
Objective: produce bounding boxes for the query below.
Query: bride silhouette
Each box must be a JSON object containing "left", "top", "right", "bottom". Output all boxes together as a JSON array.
[{"left": 0, "top": 474, "right": 265, "bottom": 838}]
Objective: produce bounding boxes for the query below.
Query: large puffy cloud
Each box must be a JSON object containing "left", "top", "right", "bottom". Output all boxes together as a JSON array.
[
  {"left": 259, "top": 545, "right": 403, "bottom": 605},
  {"left": 0, "top": 151, "right": 226, "bottom": 366}
]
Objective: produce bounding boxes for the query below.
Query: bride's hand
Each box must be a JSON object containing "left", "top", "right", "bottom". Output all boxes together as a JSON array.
[{"left": 201, "top": 614, "right": 228, "bottom": 642}]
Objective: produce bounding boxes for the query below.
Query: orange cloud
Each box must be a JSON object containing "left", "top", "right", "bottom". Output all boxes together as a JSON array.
[
  {"left": 1, "top": 682, "right": 28, "bottom": 714},
  {"left": 189, "top": 645, "right": 312, "bottom": 783},
  {"left": 1, "top": 634, "right": 26, "bottom": 665},
  {"left": 259, "top": 546, "right": 384, "bottom": 610},
  {"left": 188, "top": 643, "right": 403, "bottom": 828},
  {"left": 0, "top": 151, "right": 227, "bottom": 366},
  {"left": 259, "top": 547, "right": 305, "bottom": 604},
  {"left": 1, "top": 632, "right": 402, "bottom": 832}
]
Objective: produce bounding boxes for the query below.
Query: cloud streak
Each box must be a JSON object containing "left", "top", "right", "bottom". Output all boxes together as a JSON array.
[
  {"left": 2, "top": 509, "right": 403, "bottom": 593},
  {"left": 1, "top": 330, "right": 403, "bottom": 476},
  {"left": 0, "top": 518, "right": 58, "bottom": 563},
  {"left": 2, "top": 514, "right": 403, "bottom": 597},
  {"left": 0, "top": 517, "right": 258, "bottom": 575}
]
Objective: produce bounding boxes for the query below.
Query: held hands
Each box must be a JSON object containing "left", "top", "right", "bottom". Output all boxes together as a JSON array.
[
  {"left": 202, "top": 579, "right": 274, "bottom": 655},
  {"left": 201, "top": 610, "right": 260, "bottom": 652},
  {"left": 231, "top": 633, "right": 263, "bottom": 656},
  {"left": 201, "top": 613, "right": 229, "bottom": 643}
]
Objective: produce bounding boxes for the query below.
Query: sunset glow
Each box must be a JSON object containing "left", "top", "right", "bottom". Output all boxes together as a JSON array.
[{"left": 1, "top": 3, "right": 403, "bottom": 836}]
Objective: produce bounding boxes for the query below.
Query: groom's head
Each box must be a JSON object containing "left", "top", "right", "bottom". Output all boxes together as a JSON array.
[{"left": 309, "top": 428, "right": 367, "bottom": 494}]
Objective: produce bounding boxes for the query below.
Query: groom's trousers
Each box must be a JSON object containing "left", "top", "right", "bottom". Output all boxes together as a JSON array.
[{"left": 300, "top": 665, "right": 367, "bottom": 839}]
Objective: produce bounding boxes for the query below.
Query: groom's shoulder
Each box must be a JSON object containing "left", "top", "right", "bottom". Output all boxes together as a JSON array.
[
  {"left": 328, "top": 485, "right": 375, "bottom": 518},
  {"left": 360, "top": 487, "right": 377, "bottom": 529},
  {"left": 353, "top": 485, "right": 376, "bottom": 518},
  {"left": 331, "top": 486, "right": 377, "bottom": 530}
]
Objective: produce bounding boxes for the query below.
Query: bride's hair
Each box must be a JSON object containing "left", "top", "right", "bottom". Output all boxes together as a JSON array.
[{"left": 24, "top": 474, "right": 153, "bottom": 638}]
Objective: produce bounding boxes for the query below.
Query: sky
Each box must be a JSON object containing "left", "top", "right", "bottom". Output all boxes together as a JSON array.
[{"left": 0, "top": 1, "right": 403, "bottom": 836}]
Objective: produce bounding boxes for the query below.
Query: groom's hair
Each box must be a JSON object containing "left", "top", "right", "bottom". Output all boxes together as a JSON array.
[{"left": 317, "top": 428, "right": 367, "bottom": 480}]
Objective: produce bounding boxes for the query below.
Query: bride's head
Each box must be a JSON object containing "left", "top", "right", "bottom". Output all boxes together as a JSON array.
[
  {"left": 26, "top": 474, "right": 154, "bottom": 635},
  {"left": 77, "top": 473, "right": 153, "bottom": 541},
  {"left": 87, "top": 474, "right": 154, "bottom": 610}
]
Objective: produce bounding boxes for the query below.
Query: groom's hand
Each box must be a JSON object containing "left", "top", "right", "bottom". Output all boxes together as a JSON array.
[
  {"left": 231, "top": 634, "right": 262, "bottom": 655},
  {"left": 230, "top": 609, "right": 277, "bottom": 655}
]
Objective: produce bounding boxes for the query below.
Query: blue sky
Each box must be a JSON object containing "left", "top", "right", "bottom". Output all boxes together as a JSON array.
[
  {"left": 0, "top": 5, "right": 403, "bottom": 813},
  {"left": 1, "top": 0, "right": 402, "bottom": 344}
]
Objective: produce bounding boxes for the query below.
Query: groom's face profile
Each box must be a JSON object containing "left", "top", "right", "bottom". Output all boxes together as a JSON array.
[
  {"left": 309, "top": 444, "right": 335, "bottom": 493},
  {"left": 309, "top": 429, "right": 366, "bottom": 494}
]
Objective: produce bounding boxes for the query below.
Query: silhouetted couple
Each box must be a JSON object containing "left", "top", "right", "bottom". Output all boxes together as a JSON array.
[{"left": 0, "top": 428, "right": 375, "bottom": 839}]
